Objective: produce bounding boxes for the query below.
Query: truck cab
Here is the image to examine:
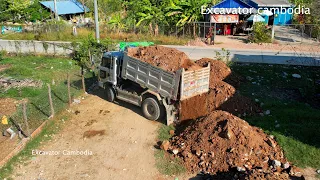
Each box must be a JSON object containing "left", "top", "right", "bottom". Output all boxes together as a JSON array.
[{"left": 98, "top": 51, "right": 122, "bottom": 87}]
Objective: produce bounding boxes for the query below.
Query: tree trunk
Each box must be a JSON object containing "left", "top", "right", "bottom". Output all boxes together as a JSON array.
[
  {"left": 149, "top": 23, "right": 154, "bottom": 35},
  {"left": 193, "top": 22, "right": 196, "bottom": 38},
  {"left": 82, "top": 0, "right": 86, "bottom": 14},
  {"left": 154, "top": 23, "right": 159, "bottom": 36}
]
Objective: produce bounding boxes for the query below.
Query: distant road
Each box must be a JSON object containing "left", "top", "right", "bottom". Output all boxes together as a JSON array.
[
  {"left": 164, "top": 45, "right": 320, "bottom": 66},
  {"left": 0, "top": 39, "right": 319, "bottom": 66}
]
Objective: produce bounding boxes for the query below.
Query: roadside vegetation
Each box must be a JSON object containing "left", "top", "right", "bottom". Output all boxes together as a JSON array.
[
  {"left": 0, "top": 54, "right": 92, "bottom": 179},
  {"left": 0, "top": 55, "right": 85, "bottom": 130},
  {"left": 230, "top": 63, "right": 320, "bottom": 168},
  {"left": 155, "top": 125, "right": 186, "bottom": 176},
  {"left": 248, "top": 22, "right": 272, "bottom": 43}
]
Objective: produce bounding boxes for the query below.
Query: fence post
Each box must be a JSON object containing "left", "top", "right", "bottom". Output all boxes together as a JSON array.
[
  {"left": 67, "top": 73, "right": 72, "bottom": 105},
  {"left": 47, "top": 84, "right": 54, "bottom": 118},
  {"left": 175, "top": 26, "right": 178, "bottom": 37},
  {"left": 82, "top": 75, "right": 86, "bottom": 93},
  {"left": 203, "top": 22, "right": 205, "bottom": 39},
  {"left": 22, "top": 101, "right": 30, "bottom": 136}
]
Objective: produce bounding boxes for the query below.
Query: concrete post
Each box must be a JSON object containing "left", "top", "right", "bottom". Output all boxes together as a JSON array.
[{"left": 94, "top": 0, "right": 100, "bottom": 43}]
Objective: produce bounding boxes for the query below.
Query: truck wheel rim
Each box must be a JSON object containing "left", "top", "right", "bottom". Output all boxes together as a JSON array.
[{"left": 147, "top": 104, "right": 155, "bottom": 116}]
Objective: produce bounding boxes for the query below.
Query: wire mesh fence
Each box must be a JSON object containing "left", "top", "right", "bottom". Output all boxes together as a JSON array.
[{"left": 2, "top": 72, "right": 87, "bottom": 140}]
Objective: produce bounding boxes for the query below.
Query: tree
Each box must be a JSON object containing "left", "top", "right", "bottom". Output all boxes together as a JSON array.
[
  {"left": 127, "top": 0, "right": 165, "bottom": 36},
  {"left": 165, "top": 0, "right": 210, "bottom": 37},
  {"left": 165, "top": 0, "right": 210, "bottom": 26}
]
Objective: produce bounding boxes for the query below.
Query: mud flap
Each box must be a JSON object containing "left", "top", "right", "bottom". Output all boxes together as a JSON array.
[{"left": 162, "top": 99, "right": 176, "bottom": 125}]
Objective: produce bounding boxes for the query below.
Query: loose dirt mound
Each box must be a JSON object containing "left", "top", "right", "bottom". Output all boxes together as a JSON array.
[
  {"left": 195, "top": 58, "right": 231, "bottom": 82},
  {"left": 179, "top": 94, "right": 208, "bottom": 121},
  {"left": 127, "top": 46, "right": 201, "bottom": 72},
  {"left": 0, "top": 98, "right": 17, "bottom": 116},
  {"left": 186, "top": 38, "right": 207, "bottom": 47},
  {"left": 218, "top": 94, "right": 262, "bottom": 116},
  {"left": 207, "top": 81, "right": 236, "bottom": 111},
  {"left": 169, "top": 111, "right": 289, "bottom": 175}
]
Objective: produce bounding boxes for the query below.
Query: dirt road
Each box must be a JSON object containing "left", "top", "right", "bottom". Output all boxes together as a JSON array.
[{"left": 12, "top": 92, "right": 165, "bottom": 180}]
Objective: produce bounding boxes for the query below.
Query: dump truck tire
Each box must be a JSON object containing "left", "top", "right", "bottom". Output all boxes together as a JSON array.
[
  {"left": 105, "top": 85, "right": 115, "bottom": 102},
  {"left": 142, "top": 97, "right": 161, "bottom": 120}
]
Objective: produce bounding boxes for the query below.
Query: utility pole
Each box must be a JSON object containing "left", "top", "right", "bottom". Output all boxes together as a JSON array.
[
  {"left": 94, "top": 0, "right": 100, "bottom": 43},
  {"left": 53, "top": 0, "right": 59, "bottom": 20}
]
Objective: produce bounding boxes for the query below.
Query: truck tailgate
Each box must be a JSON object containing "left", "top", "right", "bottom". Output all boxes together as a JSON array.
[{"left": 180, "top": 64, "right": 210, "bottom": 100}]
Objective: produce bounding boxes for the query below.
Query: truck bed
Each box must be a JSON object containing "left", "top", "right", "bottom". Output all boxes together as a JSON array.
[{"left": 121, "top": 53, "right": 210, "bottom": 100}]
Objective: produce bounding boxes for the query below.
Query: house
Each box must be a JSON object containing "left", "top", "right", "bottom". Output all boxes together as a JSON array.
[
  {"left": 208, "top": 0, "right": 293, "bottom": 28},
  {"left": 40, "top": 0, "right": 89, "bottom": 19},
  {"left": 245, "top": 0, "right": 293, "bottom": 25},
  {"left": 208, "top": 0, "right": 256, "bottom": 35}
]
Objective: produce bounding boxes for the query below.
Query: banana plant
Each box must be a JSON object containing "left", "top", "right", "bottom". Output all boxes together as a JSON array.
[
  {"left": 165, "top": 0, "right": 210, "bottom": 26},
  {"left": 134, "top": 1, "right": 165, "bottom": 36}
]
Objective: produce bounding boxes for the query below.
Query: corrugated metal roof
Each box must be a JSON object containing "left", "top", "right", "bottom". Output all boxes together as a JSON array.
[
  {"left": 250, "top": 0, "right": 292, "bottom": 7},
  {"left": 40, "top": 0, "right": 89, "bottom": 15},
  {"left": 212, "top": 0, "right": 254, "bottom": 9}
]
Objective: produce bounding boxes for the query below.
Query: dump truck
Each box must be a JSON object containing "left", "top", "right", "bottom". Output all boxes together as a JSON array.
[{"left": 98, "top": 46, "right": 210, "bottom": 125}]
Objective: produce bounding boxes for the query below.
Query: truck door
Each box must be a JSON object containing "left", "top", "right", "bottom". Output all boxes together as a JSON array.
[{"left": 99, "top": 56, "right": 117, "bottom": 85}]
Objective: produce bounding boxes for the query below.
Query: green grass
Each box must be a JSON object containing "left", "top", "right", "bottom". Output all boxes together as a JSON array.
[
  {"left": 158, "top": 124, "right": 175, "bottom": 142},
  {"left": 155, "top": 124, "right": 186, "bottom": 176},
  {"left": 0, "top": 55, "right": 85, "bottom": 135},
  {"left": 230, "top": 63, "right": 320, "bottom": 169},
  {"left": 155, "top": 150, "right": 186, "bottom": 176},
  {"left": 0, "top": 28, "right": 191, "bottom": 45},
  {"left": 0, "top": 55, "right": 86, "bottom": 179},
  {"left": 0, "top": 113, "right": 70, "bottom": 179}
]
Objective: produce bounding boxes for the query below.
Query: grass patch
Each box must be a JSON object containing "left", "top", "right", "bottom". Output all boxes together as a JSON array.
[
  {"left": 230, "top": 63, "right": 320, "bottom": 169},
  {"left": 0, "top": 28, "right": 190, "bottom": 45},
  {"left": 0, "top": 113, "right": 70, "bottom": 179},
  {"left": 158, "top": 124, "right": 175, "bottom": 141},
  {"left": 155, "top": 150, "right": 186, "bottom": 176},
  {"left": 0, "top": 55, "right": 85, "bottom": 131},
  {"left": 155, "top": 124, "right": 185, "bottom": 176}
]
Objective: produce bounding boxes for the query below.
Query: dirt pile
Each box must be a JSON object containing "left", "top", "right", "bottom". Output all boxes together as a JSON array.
[
  {"left": 186, "top": 38, "right": 207, "bottom": 47},
  {"left": 195, "top": 58, "right": 231, "bottom": 83},
  {"left": 194, "top": 58, "right": 261, "bottom": 117},
  {"left": 127, "top": 46, "right": 201, "bottom": 72},
  {"left": 169, "top": 111, "right": 291, "bottom": 177},
  {"left": 179, "top": 94, "right": 208, "bottom": 121}
]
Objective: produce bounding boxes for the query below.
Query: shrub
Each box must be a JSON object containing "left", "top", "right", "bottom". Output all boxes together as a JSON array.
[{"left": 249, "top": 22, "right": 272, "bottom": 43}]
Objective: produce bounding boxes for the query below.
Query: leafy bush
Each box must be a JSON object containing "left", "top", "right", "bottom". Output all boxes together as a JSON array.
[{"left": 248, "top": 22, "right": 272, "bottom": 43}]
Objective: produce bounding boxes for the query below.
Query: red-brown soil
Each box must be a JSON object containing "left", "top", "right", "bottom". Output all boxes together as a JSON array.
[
  {"left": 127, "top": 46, "right": 201, "bottom": 72},
  {"left": 179, "top": 93, "right": 208, "bottom": 121},
  {"left": 207, "top": 81, "right": 236, "bottom": 111},
  {"left": 195, "top": 58, "right": 231, "bottom": 82},
  {"left": 169, "top": 111, "right": 290, "bottom": 176}
]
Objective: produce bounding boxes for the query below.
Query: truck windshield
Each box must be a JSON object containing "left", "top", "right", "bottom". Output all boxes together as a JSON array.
[{"left": 101, "top": 57, "right": 112, "bottom": 68}]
